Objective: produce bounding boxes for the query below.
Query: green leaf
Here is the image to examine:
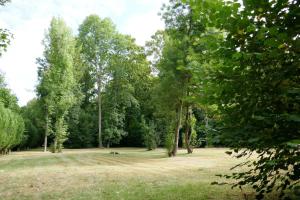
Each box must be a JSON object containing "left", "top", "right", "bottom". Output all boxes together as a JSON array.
[{"left": 232, "top": 52, "right": 242, "bottom": 60}]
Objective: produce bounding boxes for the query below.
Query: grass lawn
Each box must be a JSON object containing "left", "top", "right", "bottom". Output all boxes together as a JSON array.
[{"left": 0, "top": 148, "right": 279, "bottom": 200}]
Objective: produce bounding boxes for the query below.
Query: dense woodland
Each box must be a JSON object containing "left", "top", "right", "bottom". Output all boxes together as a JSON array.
[{"left": 0, "top": 0, "right": 299, "bottom": 199}]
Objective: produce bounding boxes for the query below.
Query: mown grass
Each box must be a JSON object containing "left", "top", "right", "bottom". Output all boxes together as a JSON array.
[{"left": 0, "top": 148, "right": 279, "bottom": 200}]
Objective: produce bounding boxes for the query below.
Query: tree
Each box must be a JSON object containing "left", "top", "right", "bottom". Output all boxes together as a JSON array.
[
  {"left": 36, "top": 57, "right": 51, "bottom": 152},
  {"left": 0, "top": 73, "right": 24, "bottom": 154},
  {"left": 0, "top": 78, "right": 19, "bottom": 112},
  {"left": 184, "top": 0, "right": 300, "bottom": 198},
  {"left": 141, "top": 118, "right": 158, "bottom": 150},
  {"left": 20, "top": 99, "right": 45, "bottom": 149},
  {"left": 65, "top": 39, "right": 98, "bottom": 148},
  {"left": 152, "top": 0, "right": 208, "bottom": 156},
  {"left": 78, "top": 15, "right": 117, "bottom": 148},
  {"left": 37, "top": 17, "right": 77, "bottom": 153},
  {"left": 102, "top": 33, "right": 153, "bottom": 147},
  {"left": 0, "top": 103, "right": 24, "bottom": 154}
]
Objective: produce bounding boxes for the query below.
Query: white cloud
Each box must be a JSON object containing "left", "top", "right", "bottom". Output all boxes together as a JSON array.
[{"left": 0, "top": 0, "right": 166, "bottom": 106}]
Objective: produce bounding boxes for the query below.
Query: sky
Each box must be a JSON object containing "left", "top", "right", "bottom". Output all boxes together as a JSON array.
[{"left": 0, "top": 0, "right": 168, "bottom": 106}]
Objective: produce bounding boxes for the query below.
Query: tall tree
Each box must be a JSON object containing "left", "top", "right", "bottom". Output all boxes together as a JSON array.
[
  {"left": 78, "top": 15, "right": 117, "bottom": 148},
  {"left": 152, "top": 0, "right": 208, "bottom": 156},
  {"left": 103, "top": 34, "right": 152, "bottom": 147},
  {"left": 37, "top": 17, "right": 77, "bottom": 153}
]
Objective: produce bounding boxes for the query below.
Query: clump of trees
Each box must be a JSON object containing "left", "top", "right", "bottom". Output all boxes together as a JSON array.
[
  {"left": 13, "top": 4, "right": 212, "bottom": 155},
  {"left": 148, "top": 0, "right": 299, "bottom": 198},
  {"left": 146, "top": 0, "right": 221, "bottom": 156},
  {"left": 179, "top": 0, "right": 299, "bottom": 199},
  {"left": 0, "top": 74, "right": 24, "bottom": 155},
  {"left": 2, "top": 0, "right": 298, "bottom": 198},
  {"left": 32, "top": 15, "right": 160, "bottom": 152},
  {"left": 0, "top": 103, "right": 24, "bottom": 154}
]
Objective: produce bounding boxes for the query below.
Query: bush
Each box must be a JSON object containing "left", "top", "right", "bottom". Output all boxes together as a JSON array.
[{"left": 0, "top": 103, "right": 24, "bottom": 154}]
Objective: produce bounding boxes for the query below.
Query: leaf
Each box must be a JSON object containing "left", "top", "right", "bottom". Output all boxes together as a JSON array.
[
  {"left": 232, "top": 52, "right": 242, "bottom": 60},
  {"left": 264, "top": 38, "right": 278, "bottom": 48},
  {"left": 278, "top": 44, "right": 286, "bottom": 49},
  {"left": 176, "top": 65, "right": 185, "bottom": 71},
  {"left": 237, "top": 29, "right": 244, "bottom": 35}
]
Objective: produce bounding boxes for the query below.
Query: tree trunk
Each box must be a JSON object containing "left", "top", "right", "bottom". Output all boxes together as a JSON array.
[
  {"left": 185, "top": 127, "right": 193, "bottom": 153},
  {"left": 44, "top": 111, "right": 49, "bottom": 152},
  {"left": 98, "top": 78, "right": 103, "bottom": 148},
  {"left": 53, "top": 138, "right": 57, "bottom": 153},
  {"left": 171, "top": 101, "right": 183, "bottom": 156},
  {"left": 184, "top": 105, "right": 193, "bottom": 154}
]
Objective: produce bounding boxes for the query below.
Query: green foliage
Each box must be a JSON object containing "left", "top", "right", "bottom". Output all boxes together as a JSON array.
[
  {"left": 20, "top": 99, "right": 45, "bottom": 148},
  {"left": 184, "top": 0, "right": 300, "bottom": 198},
  {"left": 78, "top": 15, "right": 118, "bottom": 148},
  {"left": 37, "top": 17, "right": 77, "bottom": 152},
  {"left": 0, "top": 28, "right": 11, "bottom": 57},
  {"left": 37, "top": 15, "right": 153, "bottom": 150},
  {"left": 186, "top": 114, "right": 198, "bottom": 147},
  {"left": 65, "top": 38, "right": 96, "bottom": 148},
  {"left": 52, "top": 117, "right": 67, "bottom": 153},
  {"left": 0, "top": 1, "right": 11, "bottom": 56},
  {"left": 103, "top": 95, "right": 127, "bottom": 147},
  {"left": 151, "top": 0, "right": 216, "bottom": 156},
  {"left": 0, "top": 74, "right": 24, "bottom": 154},
  {"left": 0, "top": 84, "right": 19, "bottom": 112},
  {"left": 141, "top": 118, "right": 159, "bottom": 151},
  {"left": 66, "top": 103, "right": 98, "bottom": 148},
  {"left": 0, "top": 103, "right": 24, "bottom": 154},
  {"left": 164, "top": 126, "right": 175, "bottom": 157}
]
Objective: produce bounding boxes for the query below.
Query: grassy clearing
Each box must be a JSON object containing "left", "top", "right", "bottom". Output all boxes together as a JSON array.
[{"left": 0, "top": 148, "right": 278, "bottom": 200}]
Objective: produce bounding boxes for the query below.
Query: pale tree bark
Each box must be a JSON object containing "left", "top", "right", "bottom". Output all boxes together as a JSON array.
[
  {"left": 98, "top": 76, "right": 103, "bottom": 148},
  {"left": 171, "top": 100, "right": 183, "bottom": 156}
]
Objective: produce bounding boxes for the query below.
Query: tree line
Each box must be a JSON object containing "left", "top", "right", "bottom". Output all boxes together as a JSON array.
[
  {"left": 20, "top": 13, "right": 216, "bottom": 153},
  {"left": 0, "top": 0, "right": 299, "bottom": 199}
]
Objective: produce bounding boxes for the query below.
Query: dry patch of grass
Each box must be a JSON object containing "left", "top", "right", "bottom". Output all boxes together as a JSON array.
[{"left": 0, "top": 148, "right": 269, "bottom": 200}]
